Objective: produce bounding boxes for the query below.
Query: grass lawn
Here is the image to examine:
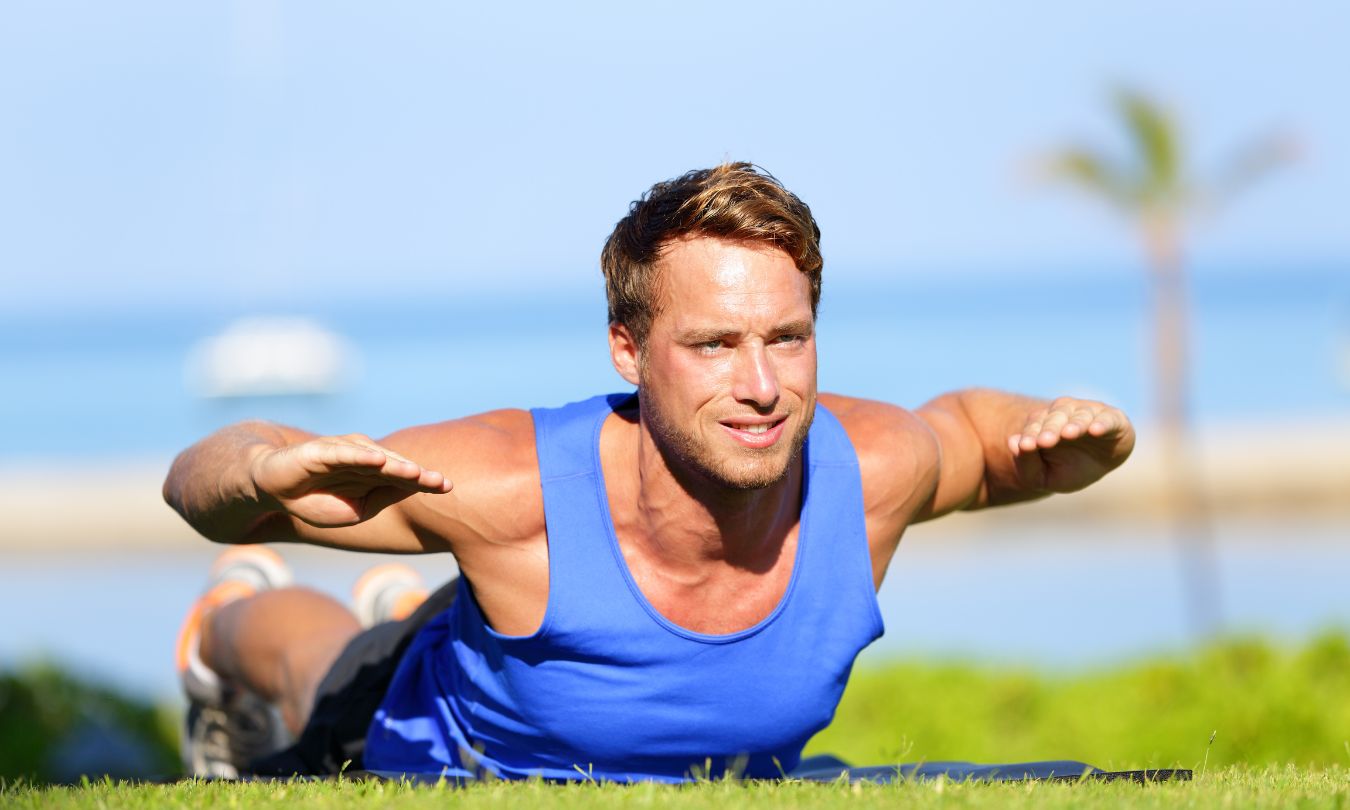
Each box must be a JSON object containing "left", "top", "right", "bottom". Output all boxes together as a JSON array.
[
  {"left": 811, "top": 632, "right": 1350, "bottom": 770},
  {"left": 4, "top": 633, "right": 1349, "bottom": 806},
  {"left": 5, "top": 766, "right": 1349, "bottom": 809}
]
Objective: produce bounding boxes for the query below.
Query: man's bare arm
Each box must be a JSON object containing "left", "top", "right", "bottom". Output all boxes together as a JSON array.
[
  {"left": 163, "top": 420, "right": 453, "bottom": 551},
  {"left": 819, "top": 394, "right": 942, "bottom": 587},
  {"left": 914, "top": 389, "right": 1135, "bottom": 521}
]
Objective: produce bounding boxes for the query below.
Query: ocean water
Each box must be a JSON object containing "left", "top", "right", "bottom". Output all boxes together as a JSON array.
[
  {"left": 0, "top": 265, "right": 1347, "bottom": 695},
  {"left": 2, "top": 519, "right": 1347, "bottom": 699},
  {"left": 1, "top": 265, "right": 1347, "bottom": 461},
  {"left": 0, "top": 265, "right": 1344, "bottom": 696}
]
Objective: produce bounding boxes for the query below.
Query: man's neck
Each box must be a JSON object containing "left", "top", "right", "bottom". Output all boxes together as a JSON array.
[{"left": 607, "top": 414, "right": 803, "bottom": 576}]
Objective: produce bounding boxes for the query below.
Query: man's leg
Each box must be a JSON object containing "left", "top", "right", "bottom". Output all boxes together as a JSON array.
[
  {"left": 177, "top": 545, "right": 366, "bottom": 777},
  {"left": 179, "top": 550, "right": 438, "bottom": 776},
  {"left": 200, "top": 588, "right": 361, "bottom": 736}
]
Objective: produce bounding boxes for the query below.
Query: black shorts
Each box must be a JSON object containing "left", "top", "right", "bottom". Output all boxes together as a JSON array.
[{"left": 248, "top": 576, "right": 459, "bottom": 776}]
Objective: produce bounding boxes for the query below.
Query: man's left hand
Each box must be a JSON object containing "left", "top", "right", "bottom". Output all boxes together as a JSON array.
[{"left": 1007, "top": 397, "right": 1136, "bottom": 494}]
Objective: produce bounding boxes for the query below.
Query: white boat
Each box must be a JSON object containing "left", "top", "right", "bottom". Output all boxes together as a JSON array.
[{"left": 187, "top": 316, "right": 353, "bottom": 398}]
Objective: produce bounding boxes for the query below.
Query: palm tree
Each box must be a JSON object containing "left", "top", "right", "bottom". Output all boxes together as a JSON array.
[{"left": 1043, "top": 89, "right": 1295, "bottom": 639}]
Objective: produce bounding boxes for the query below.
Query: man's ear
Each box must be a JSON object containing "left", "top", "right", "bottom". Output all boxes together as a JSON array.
[{"left": 608, "top": 323, "right": 642, "bottom": 386}]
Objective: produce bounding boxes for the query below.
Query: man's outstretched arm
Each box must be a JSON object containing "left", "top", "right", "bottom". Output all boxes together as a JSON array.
[
  {"left": 914, "top": 389, "right": 1135, "bottom": 521},
  {"left": 163, "top": 420, "right": 453, "bottom": 550}
]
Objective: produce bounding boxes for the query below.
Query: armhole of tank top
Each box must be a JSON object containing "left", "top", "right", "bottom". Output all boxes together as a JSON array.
[
  {"left": 813, "top": 404, "right": 886, "bottom": 641},
  {"left": 508, "top": 394, "right": 628, "bottom": 643},
  {"left": 471, "top": 408, "right": 570, "bottom": 644}
]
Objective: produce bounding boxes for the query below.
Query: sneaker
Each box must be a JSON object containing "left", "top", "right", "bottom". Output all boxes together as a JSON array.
[
  {"left": 352, "top": 563, "right": 429, "bottom": 628},
  {"left": 175, "top": 545, "right": 294, "bottom": 778}
]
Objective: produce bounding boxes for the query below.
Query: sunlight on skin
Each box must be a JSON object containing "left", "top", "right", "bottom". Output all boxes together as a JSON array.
[
  {"left": 636, "top": 237, "right": 819, "bottom": 488},
  {"left": 1007, "top": 400, "right": 1131, "bottom": 457}
]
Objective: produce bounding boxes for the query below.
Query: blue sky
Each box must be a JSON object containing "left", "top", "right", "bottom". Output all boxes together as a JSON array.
[{"left": 2, "top": 1, "right": 1346, "bottom": 315}]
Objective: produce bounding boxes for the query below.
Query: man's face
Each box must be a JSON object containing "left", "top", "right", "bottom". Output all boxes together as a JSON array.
[{"left": 613, "top": 236, "right": 818, "bottom": 490}]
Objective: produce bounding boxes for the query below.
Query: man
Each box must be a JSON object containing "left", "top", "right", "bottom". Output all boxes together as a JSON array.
[{"left": 164, "top": 163, "right": 1134, "bottom": 782}]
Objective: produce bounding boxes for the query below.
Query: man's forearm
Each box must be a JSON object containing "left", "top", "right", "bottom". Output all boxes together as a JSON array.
[
  {"left": 920, "top": 387, "right": 1134, "bottom": 516},
  {"left": 921, "top": 388, "right": 1050, "bottom": 512},
  {"left": 162, "top": 421, "right": 297, "bottom": 543},
  {"left": 945, "top": 388, "right": 1052, "bottom": 508}
]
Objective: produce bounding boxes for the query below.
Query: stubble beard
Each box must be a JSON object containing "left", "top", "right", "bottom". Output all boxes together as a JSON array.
[{"left": 639, "top": 387, "right": 815, "bottom": 491}]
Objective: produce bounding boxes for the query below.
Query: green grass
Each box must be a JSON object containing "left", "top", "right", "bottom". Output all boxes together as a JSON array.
[
  {"left": 5, "top": 766, "right": 1349, "bottom": 809},
  {"left": 4, "top": 632, "right": 1349, "bottom": 805},
  {"left": 810, "top": 631, "right": 1350, "bottom": 770}
]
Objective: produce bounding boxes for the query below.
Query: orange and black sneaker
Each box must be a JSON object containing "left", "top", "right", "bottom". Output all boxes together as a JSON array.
[
  {"left": 352, "top": 563, "right": 429, "bottom": 628},
  {"left": 175, "top": 545, "right": 294, "bottom": 778}
]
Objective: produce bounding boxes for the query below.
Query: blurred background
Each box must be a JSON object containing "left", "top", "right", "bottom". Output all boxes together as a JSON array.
[{"left": 1, "top": 0, "right": 1346, "bottom": 781}]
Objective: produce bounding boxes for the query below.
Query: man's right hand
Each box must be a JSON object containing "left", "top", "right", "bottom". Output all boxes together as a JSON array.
[{"left": 249, "top": 434, "right": 453, "bottom": 528}]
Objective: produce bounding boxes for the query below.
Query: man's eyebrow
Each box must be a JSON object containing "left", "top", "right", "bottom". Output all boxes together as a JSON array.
[
  {"left": 677, "top": 320, "right": 815, "bottom": 343},
  {"left": 773, "top": 319, "right": 815, "bottom": 335},
  {"left": 679, "top": 327, "right": 738, "bottom": 343}
]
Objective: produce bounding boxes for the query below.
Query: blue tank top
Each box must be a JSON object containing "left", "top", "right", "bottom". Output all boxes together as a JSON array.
[{"left": 364, "top": 393, "right": 884, "bottom": 781}]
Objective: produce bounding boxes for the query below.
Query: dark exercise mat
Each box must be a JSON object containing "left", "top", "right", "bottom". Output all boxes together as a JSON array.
[
  {"left": 788, "top": 754, "right": 1191, "bottom": 783},
  {"left": 331, "top": 755, "right": 1190, "bottom": 785}
]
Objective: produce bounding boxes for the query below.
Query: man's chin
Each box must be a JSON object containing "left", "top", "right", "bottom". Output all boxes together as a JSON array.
[
  {"left": 702, "top": 416, "right": 813, "bottom": 490},
  {"left": 640, "top": 395, "right": 813, "bottom": 492},
  {"left": 700, "top": 450, "right": 796, "bottom": 491}
]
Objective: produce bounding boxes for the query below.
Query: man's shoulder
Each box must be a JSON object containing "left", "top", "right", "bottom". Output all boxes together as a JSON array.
[
  {"left": 816, "top": 393, "right": 941, "bottom": 518},
  {"left": 379, "top": 409, "right": 546, "bottom": 546},
  {"left": 817, "top": 394, "right": 936, "bottom": 456},
  {"left": 379, "top": 408, "right": 538, "bottom": 466},
  {"left": 379, "top": 392, "right": 629, "bottom": 475}
]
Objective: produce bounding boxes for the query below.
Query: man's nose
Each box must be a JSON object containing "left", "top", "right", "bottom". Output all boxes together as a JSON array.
[{"left": 731, "top": 343, "right": 779, "bottom": 410}]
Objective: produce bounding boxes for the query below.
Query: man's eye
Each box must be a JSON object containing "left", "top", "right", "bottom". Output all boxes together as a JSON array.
[
  {"left": 775, "top": 334, "right": 805, "bottom": 344},
  {"left": 699, "top": 340, "right": 723, "bottom": 351}
]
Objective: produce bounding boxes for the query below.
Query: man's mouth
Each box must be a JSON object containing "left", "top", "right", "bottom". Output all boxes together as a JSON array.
[{"left": 719, "top": 417, "right": 788, "bottom": 448}]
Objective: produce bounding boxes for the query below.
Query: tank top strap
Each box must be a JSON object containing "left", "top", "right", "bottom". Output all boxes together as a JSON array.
[
  {"left": 526, "top": 392, "right": 635, "bottom": 638},
  {"left": 531, "top": 392, "right": 631, "bottom": 480},
  {"left": 794, "top": 402, "right": 885, "bottom": 639},
  {"left": 803, "top": 403, "right": 860, "bottom": 469}
]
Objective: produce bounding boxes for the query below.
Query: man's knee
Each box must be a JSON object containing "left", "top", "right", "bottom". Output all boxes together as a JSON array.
[{"left": 202, "top": 586, "right": 360, "bottom": 688}]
